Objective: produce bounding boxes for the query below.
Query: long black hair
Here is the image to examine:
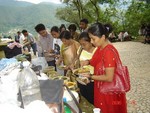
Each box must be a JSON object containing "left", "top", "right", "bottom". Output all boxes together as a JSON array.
[{"left": 88, "top": 22, "right": 111, "bottom": 38}]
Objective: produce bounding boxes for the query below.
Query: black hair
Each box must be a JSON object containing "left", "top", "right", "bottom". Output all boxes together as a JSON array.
[
  {"left": 51, "top": 26, "right": 59, "bottom": 33},
  {"left": 79, "top": 32, "right": 91, "bottom": 42},
  {"left": 22, "top": 29, "right": 28, "bottom": 34},
  {"left": 59, "top": 24, "right": 66, "bottom": 32},
  {"left": 35, "top": 23, "right": 46, "bottom": 32},
  {"left": 104, "top": 23, "right": 113, "bottom": 33},
  {"left": 59, "top": 30, "right": 72, "bottom": 40},
  {"left": 68, "top": 24, "right": 77, "bottom": 32},
  {"left": 88, "top": 22, "right": 111, "bottom": 38},
  {"left": 17, "top": 31, "right": 21, "bottom": 33},
  {"left": 80, "top": 18, "right": 88, "bottom": 24}
]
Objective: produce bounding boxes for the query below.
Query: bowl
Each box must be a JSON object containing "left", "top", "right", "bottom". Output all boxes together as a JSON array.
[
  {"left": 43, "top": 66, "right": 55, "bottom": 73},
  {"left": 65, "top": 82, "right": 76, "bottom": 89}
]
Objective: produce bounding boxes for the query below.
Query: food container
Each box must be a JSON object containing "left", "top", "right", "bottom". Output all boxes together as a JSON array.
[
  {"left": 43, "top": 66, "right": 55, "bottom": 74},
  {"left": 47, "top": 71, "right": 59, "bottom": 79},
  {"left": 61, "top": 76, "right": 69, "bottom": 84},
  {"left": 65, "top": 82, "right": 76, "bottom": 90}
]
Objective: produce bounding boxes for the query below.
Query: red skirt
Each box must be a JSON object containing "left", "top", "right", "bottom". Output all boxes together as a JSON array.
[{"left": 94, "top": 84, "right": 127, "bottom": 113}]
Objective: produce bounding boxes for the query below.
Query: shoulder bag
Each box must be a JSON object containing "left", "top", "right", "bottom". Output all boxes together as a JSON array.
[{"left": 98, "top": 48, "right": 130, "bottom": 93}]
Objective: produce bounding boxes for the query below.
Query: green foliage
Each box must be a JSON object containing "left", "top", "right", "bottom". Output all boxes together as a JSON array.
[
  {"left": 57, "top": 0, "right": 118, "bottom": 29},
  {"left": 58, "top": 0, "right": 150, "bottom": 37},
  {"left": 124, "top": 0, "right": 150, "bottom": 36},
  {"left": 97, "top": 0, "right": 119, "bottom": 4},
  {"left": 56, "top": 7, "right": 80, "bottom": 24},
  {"left": 139, "top": 0, "right": 150, "bottom": 3}
]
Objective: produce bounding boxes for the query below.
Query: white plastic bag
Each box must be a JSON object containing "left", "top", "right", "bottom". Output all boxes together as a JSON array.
[
  {"left": 31, "top": 57, "right": 48, "bottom": 71},
  {"left": 0, "top": 76, "right": 18, "bottom": 106}
]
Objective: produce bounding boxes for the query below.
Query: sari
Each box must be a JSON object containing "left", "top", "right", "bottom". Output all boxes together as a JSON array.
[
  {"left": 90, "top": 44, "right": 127, "bottom": 113},
  {"left": 61, "top": 40, "right": 80, "bottom": 80}
]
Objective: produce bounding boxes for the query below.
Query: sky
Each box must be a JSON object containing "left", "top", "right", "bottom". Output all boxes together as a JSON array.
[{"left": 17, "top": 0, "right": 62, "bottom": 4}]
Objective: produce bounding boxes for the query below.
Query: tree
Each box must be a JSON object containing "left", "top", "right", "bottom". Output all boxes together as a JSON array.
[
  {"left": 124, "top": 0, "right": 150, "bottom": 36},
  {"left": 60, "top": 0, "right": 85, "bottom": 20},
  {"left": 57, "top": 0, "right": 119, "bottom": 27},
  {"left": 139, "top": 0, "right": 150, "bottom": 4}
]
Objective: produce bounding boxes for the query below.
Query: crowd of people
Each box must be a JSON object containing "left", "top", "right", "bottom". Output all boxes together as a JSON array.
[
  {"left": 5, "top": 18, "right": 128, "bottom": 113},
  {"left": 108, "top": 31, "right": 132, "bottom": 42}
]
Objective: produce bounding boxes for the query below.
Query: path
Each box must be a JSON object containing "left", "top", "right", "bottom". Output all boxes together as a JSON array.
[{"left": 113, "top": 42, "right": 150, "bottom": 113}]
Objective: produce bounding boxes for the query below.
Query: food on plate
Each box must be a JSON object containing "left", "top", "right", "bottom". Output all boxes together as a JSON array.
[
  {"left": 43, "top": 66, "right": 55, "bottom": 73},
  {"left": 60, "top": 65, "right": 66, "bottom": 68},
  {"left": 81, "top": 77, "right": 89, "bottom": 84},
  {"left": 75, "top": 67, "right": 90, "bottom": 74},
  {"left": 60, "top": 76, "right": 69, "bottom": 84},
  {"left": 65, "top": 82, "right": 76, "bottom": 89},
  {"left": 47, "top": 71, "right": 59, "bottom": 79},
  {"left": 58, "top": 65, "right": 67, "bottom": 70}
]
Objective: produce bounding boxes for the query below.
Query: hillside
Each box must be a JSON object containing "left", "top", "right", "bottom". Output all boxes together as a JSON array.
[
  {"left": 0, "top": 0, "right": 33, "bottom": 7},
  {"left": 0, "top": 0, "right": 65, "bottom": 35}
]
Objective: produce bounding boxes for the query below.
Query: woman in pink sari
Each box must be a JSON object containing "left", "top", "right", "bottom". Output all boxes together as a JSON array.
[{"left": 81, "top": 22, "right": 127, "bottom": 113}]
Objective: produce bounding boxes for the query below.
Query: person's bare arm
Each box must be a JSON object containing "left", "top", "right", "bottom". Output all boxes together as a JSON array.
[{"left": 83, "top": 67, "right": 115, "bottom": 82}]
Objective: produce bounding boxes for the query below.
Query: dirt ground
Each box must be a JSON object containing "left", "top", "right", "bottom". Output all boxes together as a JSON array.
[{"left": 114, "top": 42, "right": 150, "bottom": 113}]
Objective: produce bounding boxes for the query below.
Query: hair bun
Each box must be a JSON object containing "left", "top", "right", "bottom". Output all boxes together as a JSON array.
[{"left": 104, "top": 24, "right": 113, "bottom": 33}]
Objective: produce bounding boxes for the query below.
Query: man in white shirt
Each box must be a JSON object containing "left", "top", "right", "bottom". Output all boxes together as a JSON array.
[{"left": 35, "top": 23, "right": 55, "bottom": 67}]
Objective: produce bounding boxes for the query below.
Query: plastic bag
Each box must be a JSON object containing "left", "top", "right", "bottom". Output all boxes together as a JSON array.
[{"left": 31, "top": 57, "right": 48, "bottom": 71}]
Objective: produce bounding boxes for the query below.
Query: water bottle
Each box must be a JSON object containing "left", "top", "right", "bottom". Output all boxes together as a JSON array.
[
  {"left": 18, "top": 61, "right": 42, "bottom": 108},
  {"left": 63, "top": 98, "right": 71, "bottom": 113}
]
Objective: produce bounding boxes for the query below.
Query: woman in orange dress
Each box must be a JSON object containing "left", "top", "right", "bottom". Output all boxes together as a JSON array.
[{"left": 81, "top": 22, "right": 127, "bottom": 113}]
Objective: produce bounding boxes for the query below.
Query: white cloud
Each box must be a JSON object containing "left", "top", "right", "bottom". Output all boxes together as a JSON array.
[{"left": 17, "top": 0, "right": 61, "bottom": 4}]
